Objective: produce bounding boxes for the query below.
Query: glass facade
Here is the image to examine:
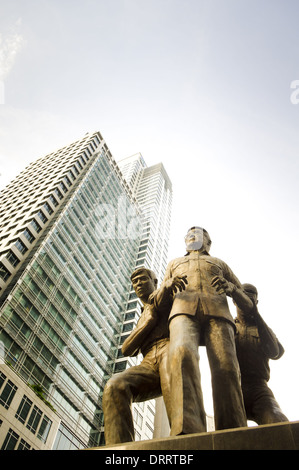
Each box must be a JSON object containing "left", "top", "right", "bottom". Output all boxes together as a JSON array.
[
  {"left": 0, "top": 133, "right": 141, "bottom": 448},
  {"left": 117, "top": 155, "right": 173, "bottom": 441}
]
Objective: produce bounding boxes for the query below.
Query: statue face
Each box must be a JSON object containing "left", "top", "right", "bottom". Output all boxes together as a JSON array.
[
  {"left": 131, "top": 272, "right": 155, "bottom": 299},
  {"left": 185, "top": 227, "right": 210, "bottom": 252}
]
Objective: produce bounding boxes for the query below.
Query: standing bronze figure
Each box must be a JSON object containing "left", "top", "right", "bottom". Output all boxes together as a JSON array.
[{"left": 161, "top": 227, "right": 247, "bottom": 434}]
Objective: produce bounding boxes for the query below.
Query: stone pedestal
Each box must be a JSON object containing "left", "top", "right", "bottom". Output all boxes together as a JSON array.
[{"left": 90, "top": 421, "right": 299, "bottom": 450}]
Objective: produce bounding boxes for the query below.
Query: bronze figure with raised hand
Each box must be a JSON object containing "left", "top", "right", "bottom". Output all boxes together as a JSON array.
[{"left": 102, "top": 267, "right": 187, "bottom": 444}]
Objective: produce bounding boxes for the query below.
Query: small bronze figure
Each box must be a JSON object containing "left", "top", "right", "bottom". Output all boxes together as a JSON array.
[{"left": 212, "top": 277, "right": 288, "bottom": 425}]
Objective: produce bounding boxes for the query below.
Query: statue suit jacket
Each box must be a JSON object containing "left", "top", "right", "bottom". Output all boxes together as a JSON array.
[{"left": 161, "top": 251, "right": 242, "bottom": 326}]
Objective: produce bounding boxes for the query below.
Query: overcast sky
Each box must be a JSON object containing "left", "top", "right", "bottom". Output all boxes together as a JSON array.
[{"left": 1, "top": 0, "right": 299, "bottom": 422}]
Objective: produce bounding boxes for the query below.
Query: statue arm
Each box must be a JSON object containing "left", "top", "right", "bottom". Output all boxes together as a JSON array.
[
  {"left": 152, "top": 260, "right": 187, "bottom": 311},
  {"left": 121, "top": 306, "right": 157, "bottom": 357},
  {"left": 252, "top": 308, "right": 284, "bottom": 359},
  {"left": 153, "top": 275, "right": 187, "bottom": 312},
  {"left": 122, "top": 260, "right": 188, "bottom": 357},
  {"left": 151, "top": 285, "right": 173, "bottom": 312},
  {"left": 154, "top": 263, "right": 173, "bottom": 310},
  {"left": 211, "top": 263, "right": 253, "bottom": 311},
  {"left": 211, "top": 273, "right": 284, "bottom": 359},
  {"left": 230, "top": 285, "right": 255, "bottom": 312}
]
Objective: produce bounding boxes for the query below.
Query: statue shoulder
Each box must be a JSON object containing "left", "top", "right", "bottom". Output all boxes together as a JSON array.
[
  {"left": 206, "top": 255, "right": 225, "bottom": 264},
  {"left": 206, "top": 255, "right": 233, "bottom": 272},
  {"left": 170, "top": 255, "right": 189, "bottom": 269}
]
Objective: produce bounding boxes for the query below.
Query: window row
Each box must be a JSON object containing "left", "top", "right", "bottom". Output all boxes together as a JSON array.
[
  {"left": 1, "top": 427, "right": 33, "bottom": 450},
  {"left": 16, "top": 395, "right": 53, "bottom": 442},
  {"left": 0, "top": 373, "right": 53, "bottom": 445}
]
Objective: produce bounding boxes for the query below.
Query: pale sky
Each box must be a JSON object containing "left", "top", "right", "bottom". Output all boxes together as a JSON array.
[{"left": 0, "top": 0, "right": 299, "bottom": 422}]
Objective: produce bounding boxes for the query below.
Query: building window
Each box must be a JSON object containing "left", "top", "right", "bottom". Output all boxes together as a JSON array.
[
  {"left": 44, "top": 202, "right": 54, "bottom": 215},
  {"left": 117, "top": 348, "right": 124, "bottom": 359},
  {"left": 49, "top": 194, "right": 59, "bottom": 207},
  {"left": 30, "top": 219, "right": 42, "bottom": 233},
  {"left": 122, "top": 322, "right": 133, "bottom": 333},
  {"left": 54, "top": 188, "right": 63, "bottom": 200},
  {"left": 17, "top": 439, "right": 31, "bottom": 450},
  {"left": 146, "top": 422, "right": 154, "bottom": 434},
  {"left": 26, "top": 405, "right": 42, "bottom": 434},
  {"left": 64, "top": 176, "right": 72, "bottom": 187},
  {"left": 119, "top": 334, "right": 130, "bottom": 345},
  {"left": 1, "top": 428, "right": 19, "bottom": 450},
  {"left": 6, "top": 250, "right": 20, "bottom": 267},
  {"left": 59, "top": 182, "right": 68, "bottom": 193},
  {"left": 0, "top": 380, "right": 18, "bottom": 409},
  {"left": 0, "top": 372, "right": 6, "bottom": 389},
  {"left": 129, "top": 292, "right": 137, "bottom": 301},
  {"left": 114, "top": 361, "right": 127, "bottom": 372},
  {"left": 76, "top": 160, "right": 83, "bottom": 170},
  {"left": 71, "top": 164, "right": 80, "bottom": 176},
  {"left": 67, "top": 170, "right": 76, "bottom": 181},
  {"left": 15, "top": 395, "right": 33, "bottom": 424},
  {"left": 37, "top": 415, "right": 52, "bottom": 443},
  {"left": 0, "top": 262, "right": 11, "bottom": 281},
  {"left": 15, "top": 395, "right": 52, "bottom": 443},
  {"left": 133, "top": 409, "right": 143, "bottom": 428},
  {"left": 37, "top": 210, "right": 48, "bottom": 224},
  {"left": 15, "top": 239, "right": 28, "bottom": 255},
  {"left": 23, "top": 228, "right": 35, "bottom": 243},
  {"left": 125, "top": 311, "right": 136, "bottom": 321}
]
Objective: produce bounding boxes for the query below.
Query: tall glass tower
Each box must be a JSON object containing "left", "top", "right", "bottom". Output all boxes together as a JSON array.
[
  {"left": 118, "top": 153, "right": 172, "bottom": 283},
  {"left": 116, "top": 153, "right": 173, "bottom": 441},
  {"left": 0, "top": 132, "right": 142, "bottom": 448}
]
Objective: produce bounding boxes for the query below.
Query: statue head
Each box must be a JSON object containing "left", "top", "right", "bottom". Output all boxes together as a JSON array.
[
  {"left": 185, "top": 226, "right": 212, "bottom": 253},
  {"left": 130, "top": 268, "right": 158, "bottom": 302},
  {"left": 242, "top": 283, "right": 258, "bottom": 305}
]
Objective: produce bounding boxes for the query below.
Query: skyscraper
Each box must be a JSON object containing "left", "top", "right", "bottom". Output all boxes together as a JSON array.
[
  {"left": 118, "top": 153, "right": 172, "bottom": 284},
  {"left": 0, "top": 132, "right": 142, "bottom": 448},
  {"left": 116, "top": 153, "right": 172, "bottom": 441}
]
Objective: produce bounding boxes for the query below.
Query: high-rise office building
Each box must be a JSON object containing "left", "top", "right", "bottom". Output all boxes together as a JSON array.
[
  {"left": 0, "top": 132, "right": 143, "bottom": 449},
  {"left": 118, "top": 153, "right": 172, "bottom": 284},
  {"left": 0, "top": 134, "right": 173, "bottom": 450},
  {"left": 116, "top": 153, "right": 172, "bottom": 441}
]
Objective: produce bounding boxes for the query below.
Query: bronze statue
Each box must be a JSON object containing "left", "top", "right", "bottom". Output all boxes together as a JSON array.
[
  {"left": 161, "top": 227, "right": 247, "bottom": 434},
  {"left": 102, "top": 267, "right": 184, "bottom": 444},
  {"left": 212, "top": 278, "right": 288, "bottom": 425}
]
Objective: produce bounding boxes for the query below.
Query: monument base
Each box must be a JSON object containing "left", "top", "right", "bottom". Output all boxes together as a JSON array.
[{"left": 90, "top": 421, "right": 299, "bottom": 450}]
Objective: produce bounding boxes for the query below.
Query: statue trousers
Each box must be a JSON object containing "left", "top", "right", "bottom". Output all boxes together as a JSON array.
[
  {"left": 241, "top": 379, "right": 288, "bottom": 425},
  {"left": 102, "top": 339, "right": 171, "bottom": 445},
  {"left": 168, "top": 314, "right": 247, "bottom": 434}
]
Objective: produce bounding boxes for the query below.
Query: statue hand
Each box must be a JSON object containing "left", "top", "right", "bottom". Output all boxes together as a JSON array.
[
  {"left": 211, "top": 276, "right": 235, "bottom": 296},
  {"left": 165, "top": 275, "right": 188, "bottom": 294}
]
